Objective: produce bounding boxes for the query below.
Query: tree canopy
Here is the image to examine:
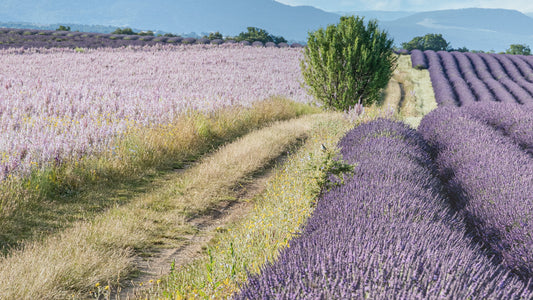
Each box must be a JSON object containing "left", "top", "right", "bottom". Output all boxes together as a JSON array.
[
  {"left": 235, "top": 27, "right": 287, "bottom": 44},
  {"left": 506, "top": 44, "right": 531, "bottom": 55},
  {"left": 402, "top": 34, "right": 450, "bottom": 51},
  {"left": 301, "top": 16, "right": 397, "bottom": 110}
]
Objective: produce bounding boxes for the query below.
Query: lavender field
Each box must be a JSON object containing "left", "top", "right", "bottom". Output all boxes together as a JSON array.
[
  {"left": 411, "top": 49, "right": 533, "bottom": 106},
  {"left": 235, "top": 52, "right": 533, "bottom": 298},
  {"left": 2, "top": 34, "right": 533, "bottom": 298},
  {"left": 0, "top": 44, "right": 310, "bottom": 179}
]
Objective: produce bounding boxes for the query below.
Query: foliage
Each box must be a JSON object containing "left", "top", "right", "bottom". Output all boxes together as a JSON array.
[
  {"left": 235, "top": 27, "right": 287, "bottom": 44},
  {"left": 138, "top": 30, "right": 154, "bottom": 36},
  {"left": 300, "top": 16, "right": 397, "bottom": 110},
  {"left": 204, "top": 31, "right": 223, "bottom": 40},
  {"left": 112, "top": 27, "right": 136, "bottom": 35},
  {"left": 506, "top": 43, "right": 531, "bottom": 55},
  {"left": 401, "top": 33, "right": 450, "bottom": 51},
  {"left": 55, "top": 25, "right": 70, "bottom": 31},
  {"left": 451, "top": 46, "right": 469, "bottom": 52}
]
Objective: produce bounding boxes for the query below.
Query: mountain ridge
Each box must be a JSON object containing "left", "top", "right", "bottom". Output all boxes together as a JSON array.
[{"left": 0, "top": 1, "right": 532, "bottom": 51}]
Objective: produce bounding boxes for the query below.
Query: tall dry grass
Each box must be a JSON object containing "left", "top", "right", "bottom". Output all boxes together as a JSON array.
[
  {"left": 0, "top": 98, "right": 318, "bottom": 251},
  {"left": 0, "top": 113, "right": 321, "bottom": 299}
]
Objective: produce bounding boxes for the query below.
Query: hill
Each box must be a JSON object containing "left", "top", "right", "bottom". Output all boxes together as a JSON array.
[
  {"left": 382, "top": 8, "right": 533, "bottom": 51},
  {"left": 0, "top": 0, "right": 339, "bottom": 42},
  {"left": 1, "top": 2, "right": 532, "bottom": 51}
]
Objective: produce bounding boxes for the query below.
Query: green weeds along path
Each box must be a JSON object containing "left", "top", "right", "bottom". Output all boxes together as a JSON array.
[
  {"left": 0, "top": 98, "right": 317, "bottom": 299},
  {"left": 146, "top": 113, "right": 351, "bottom": 299},
  {"left": 0, "top": 113, "right": 330, "bottom": 299}
]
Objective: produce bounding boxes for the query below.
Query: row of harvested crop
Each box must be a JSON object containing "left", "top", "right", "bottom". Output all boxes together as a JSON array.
[
  {"left": 419, "top": 106, "right": 533, "bottom": 279},
  {"left": 0, "top": 28, "right": 304, "bottom": 49},
  {"left": 237, "top": 119, "right": 531, "bottom": 298},
  {"left": 410, "top": 49, "right": 533, "bottom": 106}
]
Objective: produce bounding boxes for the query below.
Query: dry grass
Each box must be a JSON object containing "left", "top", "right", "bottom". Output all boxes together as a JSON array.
[
  {"left": 0, "top": 97, "right": 317, "bottom": 252},
  {"left": 0, "top": 114, "right": 321, "bottom": 299},
  {"left": 147, "top": 113, "right": 351, "bottom": 299},
  {"left": 394, "top": 55, "right": 437, "bottom": 128}
]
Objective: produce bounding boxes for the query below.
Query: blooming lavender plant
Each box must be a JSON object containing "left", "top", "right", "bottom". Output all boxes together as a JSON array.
[
  {"left": 416, "top": 50, "right": 533, "bottom": 106},
  {"left": 419, "top": 107, "right": 533, "bottom": 279},
  {"left": 236, "top": 119, "right": 531, "bottom": 299},
  {"left": 462, "top": 102, "right": 533, "bottom": 155},
  {"left": 410, "top": 49, "right": 427, "bottom": 69}
]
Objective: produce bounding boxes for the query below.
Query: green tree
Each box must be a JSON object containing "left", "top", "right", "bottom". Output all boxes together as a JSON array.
[
  {"left": 204, "top": 31, "right": 223, "bottom": 40},
  {"left": 56, "top": 25, "right": 71, "bottom": 31},
  {"left": 138, "top": 30, "right": 154, "bottom": 36},
  {"left": 506, "top": 44, "right": 531, "bottom": 55},
  {"left": 112, "top": 27, "right": 136, "bottom": 35},
  {"left": 300, "top": 16, "right": 397, "bottom": 110},
  {"left": 234, "top": 27, "right": 286, "bottom": 44},
  {"left": 401, "top": 33, "right": 450, "bottom": 51}
]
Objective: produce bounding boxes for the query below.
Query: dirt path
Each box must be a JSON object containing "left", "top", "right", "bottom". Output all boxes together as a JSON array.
[{"left": 115, "top": 162, "right": 279, "bottom": 299}]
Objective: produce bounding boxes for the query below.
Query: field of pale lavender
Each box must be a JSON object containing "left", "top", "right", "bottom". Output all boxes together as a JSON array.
[{"left": 0, "top": 44, "right": 311, "bottom": 179}]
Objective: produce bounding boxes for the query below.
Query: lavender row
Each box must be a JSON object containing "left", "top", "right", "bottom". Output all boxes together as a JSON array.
[
  {"left": 425, "top": 50, "right": 458, "bottom": 106},
  {"left": 237, "top": 119, "right": 531, "bottom": 299},
  {"left": 0, "top": 29, "right": 303, "bottom": 49},
  {"left": 465, "top": 52, "right": 520, "bottom": 104},
  {"left": 438, "top": 51, "right": 478, "bottom": 104},
  {"left": 490, "top": 54, "right": 533, "bottom": 95},
  {"left": 461, "top": 102, "right": 533, "bottom": 155},
  {"left": 410, "top": 49, "right": 427, "bottom": 69},
  {"left": 450, "top": 51, "right": 496, "bottom": 102},
  {"left": 419, "top": 107, "right": 533, "bottom": 279},
  {"left": 478, "top": 53, "right": 533, "bottom": 104},
  {"left": 415, "top": 50, "right": 533, "bottom": 105}
]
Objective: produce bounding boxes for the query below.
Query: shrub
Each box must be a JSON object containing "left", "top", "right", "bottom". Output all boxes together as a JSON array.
[{"left": 300, "top": 16, "right": 397, "bottom": 110}]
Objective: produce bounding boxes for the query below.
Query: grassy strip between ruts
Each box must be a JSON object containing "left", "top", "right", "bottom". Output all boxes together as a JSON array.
[
  {"left": 0, "top": 97, "right": 318, "bottom": 252},
  {"left": 0, "top": 112, "right": 328, "bottom": 299},
  {"left": 139, "top": 112, "right": 353, "bottom": 299}
]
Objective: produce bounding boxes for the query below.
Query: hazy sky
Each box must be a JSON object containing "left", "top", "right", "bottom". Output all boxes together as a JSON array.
[{"left": 275, "top": 0, "right": 533, "bottom": 13}]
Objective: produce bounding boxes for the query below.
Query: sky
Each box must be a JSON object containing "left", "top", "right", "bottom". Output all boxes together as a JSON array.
[{"left": 275, "top": 0, "right": 533, "bottom": 13}]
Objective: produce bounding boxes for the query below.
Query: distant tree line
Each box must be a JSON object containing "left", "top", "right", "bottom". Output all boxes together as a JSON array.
[
  {"left": 401, "top": 33, "right": 531, "bottom": 55},
  {"left": 106, "top": 26, "right": 287, "bottom": 44}
]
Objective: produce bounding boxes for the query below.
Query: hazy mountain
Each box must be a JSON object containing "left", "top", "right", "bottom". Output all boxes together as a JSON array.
[
  {"left": 382, "top": 8, "right": 533, "bottom": 52},
  {"left": 0, "top": 2, "right": 532, "bottom": 51},
  {"left": 0, "top": 0, "right": 339, "bottom": 41},
  {"left": 335, "top": 11, "right": 415, "bottom": 21}
]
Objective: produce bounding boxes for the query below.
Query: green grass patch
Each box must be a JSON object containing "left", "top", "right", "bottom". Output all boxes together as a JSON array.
[{"left": 147, "top": 113, "right": 352, "bottom": 299}]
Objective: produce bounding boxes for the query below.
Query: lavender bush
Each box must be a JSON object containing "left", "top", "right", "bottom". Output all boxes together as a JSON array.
[
  {"left": 237, "top": 119, "right": 531, "bottom": 299},
  {"left": 462, "top": 102, "right": 533, "bottom": 155},
  {"left": 416, "top": 50, "right": 533, "bottom": 106},
  {"left": 410, "top": 49, "right": 427, "bottom": 69},
  {"left": 419, "top": 107, "right": 533, "bottom": 279},
  {"left": 425, "top": 50, "right": 458, "bottom": 106}
]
